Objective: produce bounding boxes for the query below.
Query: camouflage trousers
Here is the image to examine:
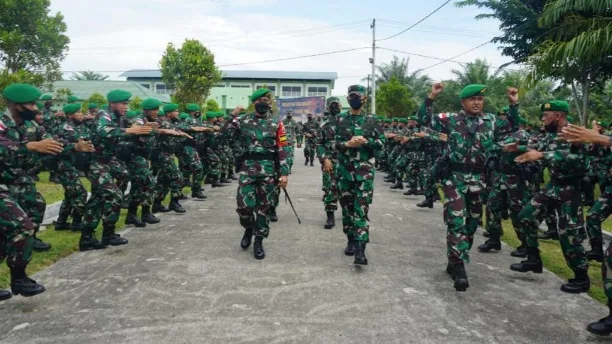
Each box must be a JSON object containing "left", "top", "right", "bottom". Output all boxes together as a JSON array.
[
  {"left": 296, "top": 135, "right": 303, "bottom": 146},
  {"left": 0, "top": 188, "right": 34, "bottom": 268},
  {"left": 283, "top": 145, "right": 295, "bottom": 173},
  {"left": 486, "top": 173, "right": 531, "bottom": 240},
  {"left": 321, "top": 162, "right": 339, "bottom": 212},
  {"left": 304, "top": 140, "right": 316, "bottom": 160},
  {"left": 421, "top": 159, "right": 438, "bottom": 198},
  {"left": 127, "top": 155, "right": 156, "bottom": 207},
  {"left": 588, "top": 184, "right": 612, "bottom": 244},
  {"left": 202, "top": 147, "right": 222, "bottom": 181},
  {"left": 110, "top": 157, "right": 130, "bottom": 196},
  {"left": 338, "top": 177, "right": 374, "bottom": 243},
  {"left": 407, "top": 160, "right": 428, "bottom": 191},
  {"left": 83, "top": 160, "right": 123, "bottom": 229},
  {"left": 236, "top": 175, "right": 277, "bottom": 238},
  {"left": 179, "top": 146, "right": 204, "bottom": 192},
  {"left": 152, "top": 152, "right": 183, "bottom": 201},
  {"left": 441, "top": 175, "right": 484, "bottom": 264},
  {"left": 57, "top": 163, "right": 87, "bottom": 220},
  {"left": 518, "top": 181, "right": 588, "bottom": 272},
  {"left": 9, "top": 181, "right": 45, "bottom": 233}
]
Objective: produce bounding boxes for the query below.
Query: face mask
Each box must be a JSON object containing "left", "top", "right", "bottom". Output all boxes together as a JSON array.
[
  {"left": 329, "top": 104, "right": 341, "bottom": 115},
  {"left": 544, "top": 122, "right": 557, "bottom": 133},
  {"left": 348, "top": 98, "right": 362, "bottom": 110},
  {"left": 18, "top": 106, "right": 38, "bottom": 121},
  {"left": 255, "top": 102, "right": 270, "bottom": 114},
  {"left": 286, "top": 115, "right": 292, "bottom": 120},
  {"left": 307, "top": 116, "right": 313, "bottom": 121}
]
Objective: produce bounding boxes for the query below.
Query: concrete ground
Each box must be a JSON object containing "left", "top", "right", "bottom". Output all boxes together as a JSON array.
[{"left": 0, "top": 148, "right": 609, "bottom": 344}]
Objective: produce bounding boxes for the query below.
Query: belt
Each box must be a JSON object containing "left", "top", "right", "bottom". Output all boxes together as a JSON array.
[
  {"left": 450, "top": 162, "right": 484, "bottom": 174},
  {"left": 242, "top": 152, "right": 277, "bottom": 161},
  {"left": 551, "top": 176, "right": 583, "bottom": 186}
]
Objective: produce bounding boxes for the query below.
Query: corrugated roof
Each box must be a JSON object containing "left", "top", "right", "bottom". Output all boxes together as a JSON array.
[
  {"left": 51, "top": 80, "right": 171, "bottom": 102},
  {"left": 120, "top": 69, "right": 338, "bottom": 81}
]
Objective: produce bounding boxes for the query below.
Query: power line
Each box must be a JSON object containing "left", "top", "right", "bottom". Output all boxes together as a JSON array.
[
  {"left": 217, "top": 47, "right": 370, "bottom": 67},
  {"left": 377, "top": 20, "right": 499, "bottom": 35},
  {"left": 377, "top": 23, "right": 493, "bottom": 38},
  {"left": 377, "top": 47, "right": 468, "bottom": 65},
  {"left": 377, "top": 0, "right": 452, "bottom": 42},
  {"left": 417, "top": 41, "right": 492, "bottom": 71}
]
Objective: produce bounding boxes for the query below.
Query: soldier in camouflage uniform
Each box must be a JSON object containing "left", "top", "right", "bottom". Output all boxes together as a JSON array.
[
  {"left": 81, "top": 89, "right": 151, "bottom": 251},
  {"left": 317, "top": 97, "right": 342, "bottom": 230},
  {"left": 201, "top": 112, "right": 225, "bottom": 188},
  {"left": 282, "top": 111, "right": 298, "bottom": 174},
  {"left": 295, "top": 120, "right": 304, "bottom": 148},
  {"left": 331, "top": 85, "right": 385, "bottom": 265},
  {"left": 302, "top": 113, "right": 319, "bottom": 166},
  {"left": 418, "top": 83, "right": 519, "bottom": 291},
  {"left": 0, "top": 83, "right": 62, "bottom": 298},
  {"left": 178, "top": 104, "right": 210, "bottom": 199},
  {"left": 229, "top": 88, "right": 289, "bottom": 260},
  {"left": 509, "top": 100, "right": 590, "bottom": 294}
]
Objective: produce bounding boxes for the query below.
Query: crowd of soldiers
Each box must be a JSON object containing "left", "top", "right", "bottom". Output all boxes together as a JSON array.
[{"left": 1, "top": 80, "right": 612, "bottom": 336}]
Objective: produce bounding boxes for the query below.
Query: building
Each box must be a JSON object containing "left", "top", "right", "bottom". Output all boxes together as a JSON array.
[{"left": 50, "top": 80, "right": 171, "bottom": 105}]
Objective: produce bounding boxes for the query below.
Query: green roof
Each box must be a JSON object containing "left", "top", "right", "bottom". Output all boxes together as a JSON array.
[{"left": 51, "top": 80, "right": 171, "bottom": 103}]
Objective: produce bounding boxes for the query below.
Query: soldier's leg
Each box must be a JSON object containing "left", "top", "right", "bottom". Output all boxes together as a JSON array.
[
  {"left": 586, "top": 185, "right": 612, "bottom": 261},
  {"left": 479, "top": 183, "right": 504, "bottom": 252},
  {"left": 465, "top": 190, "right": 483, "bottom": 250},
  {"left": 351, "top": 179, "right": 373, "bottom": 265},
  {"left": 185, "top": 147, "right": 205, "bottom": 196},
  {"left": 56, "top": 168, "right": 87, "bottom": 231},
  {"left": 338, "top": 178, "right": 358, "bottom": 255},
  {"left": 284, "top": 146, "right": 294, "bottom": 174},
  {"left": 541, "top": 202, "right": 559, "bottom": 239},
  {"left": 322, "top": 166, "right": 339, "bottom": 229},
  {"left": 11, "top": 183, "right": 49, "bottom": 251},
  {"left": 510, "top": 192, "right": 550, "bottom": 273},
  {"left": 164, "top": 154, "right": 186, "bottom": 213},
  {"left": 127, "top": 156, "right": 158, "bottom": 225},
  {"left": 441, "top": 178, "right": 470, "bottom": 264}
]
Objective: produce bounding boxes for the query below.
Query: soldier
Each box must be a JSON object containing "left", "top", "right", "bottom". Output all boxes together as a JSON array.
[
  {"left": 84, "top": 102, "right": 99, "bottom": 131},
  {"left": 331, "top": 85, "right": 385, "bottom": 265},
  {"left": 282, "top": 110, "right": 298, "bottom": 174},
  {"left": 0, "top": 83, "right": 63, "bottom": 298},
  {"left": 418, "top": 83, "right": 519, "bottom": 291},
  {"left": 231, "top": 88, "right": 289, "bottom": 260},
  {"left": 179, "top": 104, "right": 209, "bottom": 199},
  {"left": 317, "top": 97, "right": 342, "bottom": 229},
  {"left": 302, "top": 113, "right": 319, "bottom": 166},
  {"left": 201, "top": 111, "right": 225, "bottom": 188},
  {"left": 53, "top": 103, "right": 93, "bottom": 232},
  {"left": 509, "top": 100, "right": 590, "bottom": 294},
  {"left": 80, "top": 89, "right": 151, "bottom": 251},
  {"left": 295, "top": 118, "right": 304, "bottom": 148}
]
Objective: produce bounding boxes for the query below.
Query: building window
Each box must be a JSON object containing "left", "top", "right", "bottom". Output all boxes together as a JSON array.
[
  {"left": 155, "top": 83, "right": 174, "bottom": 95},
  {"left": 282, "top": 86, "right": 301, "bottom": 97},
  {"left": 307, "top": 86, "right": 327, "bottom": 97},
  {"left": 141, "top": 83, "right": 150, "bottom": 89},
  {"left": 230, "top": 84, "right": 250, "bottom": 88},
  {"left": 214, "top": 84, "right": 225, "bottom": 87}
]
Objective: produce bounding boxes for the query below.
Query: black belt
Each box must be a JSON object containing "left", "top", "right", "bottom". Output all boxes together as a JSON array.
[
  {"left": 551, "top": 176, "right": 583, "bottom": 186},
  {"left": 450, "top": 162, "right": 484, "bottom": 174},
  {"left": 242, "top": 152, "right": 277, "bottom": 161}
]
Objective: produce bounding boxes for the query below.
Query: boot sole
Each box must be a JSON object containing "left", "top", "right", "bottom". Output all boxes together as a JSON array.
[
  {"left": 324, "top": 225, "right": 334, "bottom": 229},
  {"left": 510, "top": 253, "right": 528, "bottom": 258},
  {"left": 11, "top": 287, "right": 45, "bottom": 297},
  {"left": 354, "top": 259, "right": 368, "bottom": 265},
  {"left": 560, "top": 285, "right": 590, "bottom": 294},
  {"left": 344, "top": 250, "right": 355, "bottom": 256},
  {"left": 454, "top": 279, "right": 469, "bottom": 291},
  {"left": 478, "top": 245, "right": 502, "bottom": 253},
  {"left": 33, "top": 246, "right": 51, "bottom": 252},
  {"left": 510, "top": 265, "right": 543, "bottom": 273},
  {"left": 254, "top": 253, "right": 265, "bottom": 260},
  {"left": 587, "top": 325, "right": 612, "bottom": 336}
]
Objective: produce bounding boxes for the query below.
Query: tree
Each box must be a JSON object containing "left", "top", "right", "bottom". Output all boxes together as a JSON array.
[
  {"left": 71, "top": 70, "right": 109, "bottom": 81},
  {"left": 130, "top": 96, "right": 143, "bottom": 111},
  {"left": 205, "top": 99, "right": 220, "bottom": 112},
  {"left": 54, "top": 88, "right": 72, "bottom": 102},
  {"left": 0, "top": 0, "right": 69, "bottom": 86},
  {"left": 370, "top": 55, "right": 433, "bottom": 100},
  {"left": 376, "top": 77, "right": 417, "bottom": 117},
  {"left": 159, "top": 39, "right": 222, "bottom": 105},
  {"left": 81, "top": 92, "right": 107, "bottom": 112}
]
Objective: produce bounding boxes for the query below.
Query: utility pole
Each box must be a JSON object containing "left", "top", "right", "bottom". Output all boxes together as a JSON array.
[
  {"left": 370, "top": 18, "right": 376, "bottom": 115},
  {"left": 366, "top": 74, "right": 371, "bottom": 115}
]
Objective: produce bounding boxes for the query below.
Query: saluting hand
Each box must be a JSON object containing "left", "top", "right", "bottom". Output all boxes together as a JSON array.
[{"left": 507, "top": 87, "right": 519, "bottom": 105}]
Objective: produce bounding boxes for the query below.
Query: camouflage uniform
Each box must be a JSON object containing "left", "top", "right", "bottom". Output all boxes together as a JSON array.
[
  {"left": 585, "top": 143, "right": 612, "bottom": 257},
  {"left": 302, "top": 117, "right": 319, "bottom": 164},
  {"left": 202, "top": 114, "right": 223, "bottom": 183},
  {"left": 295, "top": 121, "right": 304, "bottom": 147},
  {"left": 317, "top": 99, "right": 342, "bottom": 214},
  {"left": 177, "top": 115, "right": 205, "bottom": 194},
  {"left": 152, "top": 116, "right": 184, "bottom": 204},
  {"left": 121, "top": 113, "right": 156, "bottom": 209},
  {"left": 282, "top": 115, "right": 299, "bottom": 173}
]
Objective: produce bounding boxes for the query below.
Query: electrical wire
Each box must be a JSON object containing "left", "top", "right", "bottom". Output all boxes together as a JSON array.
[
  {"left": 217, "top": 47, "right": 370, "bottom": 67},
  {"left": 377, "top": 0, "right": 452, "bottom": 42}
]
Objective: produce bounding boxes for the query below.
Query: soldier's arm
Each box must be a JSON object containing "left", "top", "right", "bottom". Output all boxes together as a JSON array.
[
  {"left": 97, "top": 113, "right": 126, "bottom": 138},
  {"left": 541, "top": 148, "right": 586, "bottom": 167},
  {"left": 362, "top": 121, "right": 386, "bottom": 150},
  {"left": 417, "top": 97, "right": 448, "bottom": 134}
]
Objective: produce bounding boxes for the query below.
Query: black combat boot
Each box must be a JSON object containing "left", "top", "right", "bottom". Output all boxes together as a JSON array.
[
  {"left": 432, "top": 193, "right": 441, "bottom": 202},
  {"left": 152, "top": 200, "right": 170, "bottom": 213},
  {"left": 304, "top": 157, "right": 309, "bottom": 166},
  {"left": 586, "top": 239, "right": 604, "bottom": 262},
  {"left": 560, "top": 269, "right": 590, "bottom": 294},
  {"left": 169, "top": 198, "right": 186, "bottom": 213},
  {"left": 538, "top": 228, "right": 559, "bottom": 240},
  {"left": 141, "top": 206, "right": 160, "bottom": 224},
  {"left": 229, "top": 173, "right": 238, "bottom": 180},
  {"left": 211, "top": 180, "right": 225, "bottom": 188},
  {"left": 220, "top": 176, "right": 232, "bottom": 184},
  {"left": 390, "top": 181, "right": 404, "bottom": 190},
  {"left": 0, "top": 289, "right": 11, "bottom": 300},
  {"left": 10, "top": 268, "right": 45, "bottom": 297},
  {"left": 310, "top": 157, "right": 314, "bottom": 166},
  {"left": 478, "top": 236, "right": 502, "bottom": 253},
  {"left": 587, "top": 300, "right": 612, "bottom": 336},
  {"left": 510, "top": 244, "right": 528, "bottom": 258},
  {"left": 253, "top": 236, "right": 265, "bottom": 260},
  {"left": 54, "top": 213, "right": 71, "bottom": 231},
  {"left": 416, "top": 196, "right": 434, "bottom": 208},
  {"left": 446, "top": 262, "right": 455, "bottom": 279},
  {"left": 125, "top": 204, "right": 146, "bottom": 227},
  {"left": 240, "top": 228, "right": 253, "bottom": 249},
  {"left": 403, "top": 188, "right": 417, "bottom": 196},
  {"left": 269, "top": 207, "right": 278, "bottom": 222},
  {"left": 324, "top": 211, "right": 335, "bottom": 229},
  {"left": 32, "top": 234, "right": 51, "bottom": 251},
  {"left": 71, "top": 213, "right": 84, "bottom": 232},
  {"left": 482, "top": 231, "right": 491, "bottom": 238},
  {"left": 344, "top": 235, "right": 357, "bottom": 256},
  {"left": 101, "top": 225, "right": 128, "bottom": 246},
  {"left": 178, "top": 192, "right": 188, "bottom": 200},
  {"left": 510, "top": 247, "right": 543, "bottom": 273},
  {"left": 453, "top": 263, "right": 469, "bottom": 291},
  {"left": 79, "top": 227, "right": 107, "bottom": 251},
  {"left": 384, "top": 176, "right": 395, "bottom": 183},
  {"left": 191, "top": 189, "right": 207, "bottom": 199},
  {"left": 353, "top": 242, "right": 368, "bottom": 265}
]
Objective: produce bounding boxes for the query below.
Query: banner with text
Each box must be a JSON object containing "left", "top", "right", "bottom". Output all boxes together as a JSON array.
[{"left": 277, "top": 96, "right": 326, "bottom": 122}]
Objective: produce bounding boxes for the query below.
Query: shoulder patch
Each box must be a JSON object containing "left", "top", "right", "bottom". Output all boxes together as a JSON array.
[
  {"left": 64, "top": 124, "right": 74, "bottom": 131},
  {"left": 0, "top": 120, "right": 5, "bottom": 133}
]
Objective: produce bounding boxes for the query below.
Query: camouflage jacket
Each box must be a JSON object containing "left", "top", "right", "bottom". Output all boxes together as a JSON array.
[
  {"left": 55, "top": 120, "right": 93, "bottom": 166},
  {"left": 316, "top": 114, "right": 339, "bottom": 162},
  {"left": 154, "top": 117, "right": 181, "bottom": 155},
  {"left": 490, "top": 129, "right": 532, "bottom": 173},
  {"left": 282, "top": 118, "right": 299, "bottom": 145},
  {"left": 231, "top": 112, "right": 289, "bottom": 177},
  {"left": 92, "top": 110, "right": 129, "bottom": 161},
  {"left": 302, "top": 118, "right": 319, "bottom": 143},
  {"left": 221, "top": 115, "right": 244, "bottom": 158},
  {"left": 332, "top": 111, "right": 386, "bottom": 182}
]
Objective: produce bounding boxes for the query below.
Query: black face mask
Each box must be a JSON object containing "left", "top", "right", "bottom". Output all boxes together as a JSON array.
[
  {"left": 255, "top": 103, "right": 270, "bottom": 114},
  {"left": 18, "top": 106, "right": 38, "bottom": 121},
  {"left": 286, "top": 115, "right": 292, "bottom": 120},
  {"left": 329, "top": 104, "right": 341, "bottom": 115},
  {"left": 307, "top": 116, "right": 313, "bottom": 121},
  {"left": 544, "top": 122, "right": 557, "bottom": 133},
  {"left": 348, "top": 98, "right": 362, "bottom": 110}
]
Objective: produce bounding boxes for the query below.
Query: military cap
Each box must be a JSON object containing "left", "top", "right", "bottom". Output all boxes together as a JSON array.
[
  {"left": 163, "top": 103, "right": 179, "bottom": 112},
  {"left": 40, "top": 94, "right": 53, "bottom": 101},
  {"left": 63, "top": 103, "right": 82, "bottom": 115},
  {"left": 67, "top": 95, "right": 79, "bottom": 103},
  {"left": 384, "top": 118, "right": 392, "bottom": 123},
  {"left": 541, "top": 100, "right": 569, "bottom": 113},
  {"left": 88, "top": 102, "right": 99, "bottom": 110},
  {"left": 158, "top": 109, "right": 166, "bottom": 116},
  {"left": 459, "top": 84, "right": 487, "bottom": 99},
  {"left": 596, "top": 120, "right": 609, "bottom": 128},
  {"left": 250, "top": 88, "right": 271, "bottom": 102},
  {"left": 216, "top": 112, "right": 225, "bottom": 118},
  {"left": 142, "top": 98, "right": 162, "bottom": 111},
  {"left": 407, "top": 116, "right": 418, "bottom": 121},
  {"left": 326, "top": 96, "right": 340, "bottom": 106},
  {"left": 2, "top": 83, "right": 42, "bottom": 104},
  {"left": 185, "top": 103, "right": 200, "bottom": 112},
  {"left": 497, "top": 106, "right": 510, "bottom": 116},
  {"left": 126, "top": 110, "right": 141, "bottom": 119},
  {"left": 179, "top": 112, "right": 191, "bottom": 121},
  {"left": 392, "top": 117, "right": 399, "bottom": 122},
  {"left": 36, "top": 101, "right": 43, "bottom": 110},
  {"left": 398, "top": 118, "right": 408, "bottom": 124},
  {"left": 518, "top": 117, "right": 528, "bottom": 125},
  {"left": 348, "top": 85, "right": 366, "bottom": 96},
  {"left": 567, "top": 115, "right": 574, "bottom": 124},
  {"left": 205, "top": 111, "right": 215, "bottom": 119},
  {"left": 107, "top": 89, "right": 132, "bottom": 103}
]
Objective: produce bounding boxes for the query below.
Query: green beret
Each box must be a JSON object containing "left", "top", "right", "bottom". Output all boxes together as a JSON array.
[
  {"left": 2, "top": 83, "right": 42, "bottom": 104},
  {"left": 215, "top": 112, "right": 225, "bottom": 118},
  {"left": 384, "top": 119, "right": 392, "bottom": 123},
  {"left": 250, "top": 88, "right": 271, "bottom": 102},
  {"left": 597, "top": 120, "right": 609, "bottom": 128},
  {"left": 107, "top": 89, "right": 132, "bottom": 103},
  {"left": 141, "top": 98, "right": 162, "bottom": 111},
  {"left": 163, "top": 103, "right": 179, "bottom": 112},
  {"left": 407, "top": 116, "right": 418, "bottom": 121},
  {"left": 185, "top": 103, "right": 200, "bottom": 112},
  {"left": 348, "top": 85, "right": 366, "bottom": 96},
  {"left": 205, "top": 111, "right": 215, "bottom": 119},
  {"left": 67, "top": 95, "right": 79, "bottom": 103},
  {"left": 158, "top": 109, "right": 165, "bottom": 117},
  {"left": 326, "top": 96, "right": 340, "bottom": 106},
  {"left": 392, "top": 117, "right": 399, "bottom": 122},
  {"left": 179, "top": 112, "right": 191, "bottom": 121},
  {"left": 40, "top": 94, "right": 53, "bottom": 101},
  {"left": 518, "top": 117, "right": 528, "bottom": 125},
  {"left": 459, "top": 84, "right": 487, "bottom": 99},
  {"left": 398, "top": 118, "right": 408, "bottom": 124},
  {"left": 541, "top": 100, "right": 569, "bottom": 113},
  {"left": 126, "top": 110, "right": 141, "bottom": 119},
  {"left": 63, "top": 103, "right": 82, "bottom": 115},
  {"left": 88, "top": 103, "right": 99, "bottom": 110}
]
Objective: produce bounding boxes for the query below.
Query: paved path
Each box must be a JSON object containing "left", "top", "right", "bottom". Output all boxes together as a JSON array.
[{"left": 0, "top": 149, "right": 607, "bottom": 344}]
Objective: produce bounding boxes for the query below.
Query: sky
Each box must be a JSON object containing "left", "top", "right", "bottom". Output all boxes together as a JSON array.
[{"left": 49, "top": 0, "right": 512, "bottom": 95}]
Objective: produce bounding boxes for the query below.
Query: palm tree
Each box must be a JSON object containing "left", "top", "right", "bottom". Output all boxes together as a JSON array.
[
  {"left": 451, "top": 59, "right": 492, "bottom": 86},
  {"left": 71, "top": 70, "right": 109, "bottom": 81},
  {"left": 366, "top": 55, "right": 433, "bottom": 100}
]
